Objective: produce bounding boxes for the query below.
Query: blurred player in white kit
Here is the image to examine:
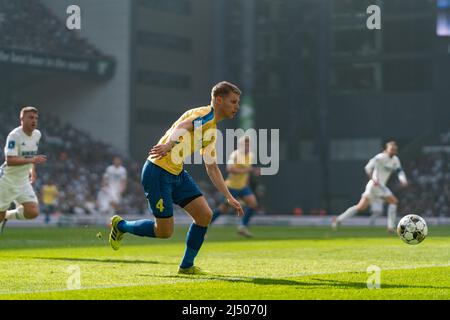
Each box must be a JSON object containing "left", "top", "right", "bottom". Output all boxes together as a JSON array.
[
  {"left": 0, "top": 106, "right": 47, "bottom": 233},
  {"left": 332, "top": 141, "right": 408, "bottom": 233},
  {"left": 97, "top": 156, "right": 127, "bottom": 217}
]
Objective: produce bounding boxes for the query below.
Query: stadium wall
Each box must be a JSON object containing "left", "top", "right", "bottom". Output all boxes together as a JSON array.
[{"left": 21, "top": 0, "right": 132, "bottom": 154}]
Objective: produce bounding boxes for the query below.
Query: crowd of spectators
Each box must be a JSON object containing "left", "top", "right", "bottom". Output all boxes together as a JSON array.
[
  {"left": 0, "top": 0, "right": 102, "bottom": 58},
  {"left": 0, "top": 105, "right": 146, "bottom": 217},
  {"left": 397, "top": 129, "right": 450, "bottom": 217}
]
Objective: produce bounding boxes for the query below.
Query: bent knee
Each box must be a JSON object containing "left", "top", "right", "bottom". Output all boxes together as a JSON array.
[
  {"left": 24, "top": 210, "right": 39, "bottom": 219},
  {"left": 195, "top": 209, "right": 212, "bottom": 226},
  {"left": 203, "top": 209, "right": 213, "bottom": 224}
]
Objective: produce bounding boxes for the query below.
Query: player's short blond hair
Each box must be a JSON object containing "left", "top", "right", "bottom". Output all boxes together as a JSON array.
[
  {"left": 211, "top": 81, "right": 241, "bottom": 99},
  {"left": 20, "top": 106, "right": 38, "bottom": 119}
]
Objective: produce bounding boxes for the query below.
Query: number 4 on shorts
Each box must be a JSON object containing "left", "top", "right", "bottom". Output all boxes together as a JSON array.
[{"left": 156, "top": 199, "right": 164, "bottom": 213}]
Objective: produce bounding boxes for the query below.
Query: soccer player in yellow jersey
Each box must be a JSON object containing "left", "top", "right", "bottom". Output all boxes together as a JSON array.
[
  {"left": 109, "top": 81, "right": 244, "bottom": 275},
  {"left": 210, "top": 136, "right": 260, "bottom": 237},
  {"left": 41, "top": 179, "right": 59, "bottom": 224}
]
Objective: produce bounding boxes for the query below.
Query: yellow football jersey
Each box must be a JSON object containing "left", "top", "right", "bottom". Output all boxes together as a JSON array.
[
  {"left": 225, "top": 150, "right": 254, "bottom": 190},
  {"left": 42, "top": 184, "right": 58, "bottom": 205},
  {"left": 149, "top": 106, "right": 217, "bottom": 175}
]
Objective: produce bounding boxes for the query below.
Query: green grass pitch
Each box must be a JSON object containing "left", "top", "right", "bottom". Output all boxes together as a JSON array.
[{"left": 0, "top": 225, "right": 449, "bottom": 300}]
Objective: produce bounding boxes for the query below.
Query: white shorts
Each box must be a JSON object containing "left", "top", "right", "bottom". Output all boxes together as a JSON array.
[
  {"left": 0, "top": 178, "right": 38, "bottom": 212},
  {"left": 97, "top": 190, "right": 112, "bottom": 212},
  {"left": 108, "top": 189, "right": 122, "bottom": 204},
  {"left": 362, "top": 180, "right": 393, "bottom": 204}
]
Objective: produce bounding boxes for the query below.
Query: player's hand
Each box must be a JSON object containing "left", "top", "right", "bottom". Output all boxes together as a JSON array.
[
  {"left": 149, "top": 142, "right": 173, "bottom": 160},
  {"left": 227, "top": 197, "right": 244, "bottom": 217},
  {"left": 32, "top": 155, "right": 47, "bottom": 164}
]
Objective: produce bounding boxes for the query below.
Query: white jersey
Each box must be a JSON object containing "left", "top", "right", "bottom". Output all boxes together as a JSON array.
[
  {"left": 1, "top": 127, "right": 41, "bottom": 186},
  {"left": 364, "top": 152, "right": 407, "bottom": 186},
  {"left": 104, "top": 165, "right": 127, "bottom": 191}
]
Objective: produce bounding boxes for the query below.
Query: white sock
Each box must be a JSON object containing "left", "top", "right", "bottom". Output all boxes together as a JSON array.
[
  {"left": 337, "top": 206, "right": 358, "bottom": 222},
  {"left": 5, "top": 207, "right": 26, "bottom": 220},
  {"left": 370, "top": 210, "right": 383, "bottom": 226},
  {"left": 387, "top": 204, "right": 397, "bottom": 229}
]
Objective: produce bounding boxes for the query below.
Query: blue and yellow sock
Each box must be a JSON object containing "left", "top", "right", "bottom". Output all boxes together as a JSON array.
[
  {"left": 118, "top": 220, "right": 156, "bottom": 238},
  {"left": 180, "top": 223, "right": 208, "bottom": 269}
]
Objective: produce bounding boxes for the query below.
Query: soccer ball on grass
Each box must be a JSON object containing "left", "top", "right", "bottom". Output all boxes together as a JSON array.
[{"left": 397, "top": 214, "right": 428, "bottom": 245}]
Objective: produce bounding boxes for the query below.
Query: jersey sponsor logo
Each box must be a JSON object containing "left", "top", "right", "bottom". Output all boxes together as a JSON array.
[
  {"left": 22, "top": 151, "right": 38, "bottom": 157},
  {"left": 8, "top": 141, "right": 15, "bottom": 149}
]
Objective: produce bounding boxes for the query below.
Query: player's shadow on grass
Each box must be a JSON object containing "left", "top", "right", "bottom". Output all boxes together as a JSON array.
[
  {"left": 159, "top": 274, "right": 450, "bottom": 290},
  {"left": 31, "top": 256, "right": 178, "bottom": 265}
]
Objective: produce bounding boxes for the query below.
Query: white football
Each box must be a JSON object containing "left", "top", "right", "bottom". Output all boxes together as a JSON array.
[{"left": 397, "top": 214, "right": 428, "bottom": 245}]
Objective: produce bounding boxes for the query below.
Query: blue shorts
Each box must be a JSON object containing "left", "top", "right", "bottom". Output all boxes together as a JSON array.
[
  {"left": 228, "top": 186, "right": 253, "bottom": 199},
  {"left": 141, "top": 161, "right": 202, "bottom": 218}
]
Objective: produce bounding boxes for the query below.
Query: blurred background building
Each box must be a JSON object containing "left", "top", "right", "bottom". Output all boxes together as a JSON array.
[{"left": 0, "top": 0, "right": 449, "bottom": 219}]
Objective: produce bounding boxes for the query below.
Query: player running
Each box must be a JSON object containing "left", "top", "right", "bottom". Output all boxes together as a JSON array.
[
  {"left": 210, "top": 135, "right": 260, "bottom": 237},
  {"left": 0, "top": 107, "right": 47, "bottom": 233},
  {"left": 100, "top": 156, "right": 127, "bottom": 214},
  {"left": 109, "top": 81, "right": 244, "bottom": 275},
  {"left": 332, "top": 141, "right": 408, "bottom": 232}
]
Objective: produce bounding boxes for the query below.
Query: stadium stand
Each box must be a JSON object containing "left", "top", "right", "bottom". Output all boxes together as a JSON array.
[
  {"left": 399, "top": 129, "right": 450, "bottom": 217},
  {"left": 0, "top": 0, "right": 101, "bottom": 58}
]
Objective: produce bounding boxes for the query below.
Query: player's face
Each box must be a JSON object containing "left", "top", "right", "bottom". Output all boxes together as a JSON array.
[
  {"left": 113, "top": 158, "right": 122, "bottom": 166},
  {"left": 219, "top": 92, "right": 240, "bottom": 119},
  {"left": 386, "top": 144, "right": 398, "bottom": 157},
  {"left": 21, "top": 112, "right": 38, "bottom": 131}
]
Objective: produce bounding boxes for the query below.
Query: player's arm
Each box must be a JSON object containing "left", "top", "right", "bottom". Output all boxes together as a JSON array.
[
  {"left": 101, "top": 172, "right": 109, "bottom": 187},
  {"left": 6, "top": 155, "right": 47, "bottom": 166},
  {"left": 120, "top": 174, "right": 127, "bottom": 194},
  {"left": 205, "top": 161, "right": 244, "bottom": 216},
  {"left": 5, "top": 133, "right": 46, "bottom": 166},
  {"left": 365, "top": 157, "right": 379, "bottom": 184},
  {"left": 396, "top": 159, "right": 408, "bottom": 187},
  {"left": 149, "top": 120, "right": 194, "bottom": 160},
  {"left": 30, "top": 164, "right": 37, "bottom": 184},
  {"left": 364, "top": 157, "right": 376, "bottom": 179}
]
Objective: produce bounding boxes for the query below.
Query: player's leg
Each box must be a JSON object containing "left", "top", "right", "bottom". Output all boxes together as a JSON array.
[
  {"left": 172, "top": 170, "right": 209, "bottom": 274},
  {"left": 333, "top": 196, "right": 370, "bottom": 229},
  {"left": 0, "top": 211, "right": 5, "bottom": 234},
  {"left": 109, "top": 161, "right": 173, "bottom": 250},
  {"left": 211, "top": 187, "right": 240, "bottom": 225},
  {"left": 385, "top": 194, "right": 399, "bottom": 233},
  {"left": 0, "top": 179, "right": 16, "bottom": 233},
  {"left": 238, "top": 188, "right": 258, "bottom": 237},
  {"left": 20, "top": 202, "right": 39, "bottom": 219},
  {"left": 179, "top": 196, "right": 211, "bottom": 273},
  {"left": 7, "top": 183, "right": 40, "bottom": 220},
  {"left": 210, "top": 202, "right": 228, "bottom": 225},
  {"left": 1, "top": 201, "right": 38, "bottom": 234},
  {"left": 118, "top": 216, "right": 173, "bottom": 239},
  {"left": 369, "top": 200, "right": 384, "bottom": 226}
]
